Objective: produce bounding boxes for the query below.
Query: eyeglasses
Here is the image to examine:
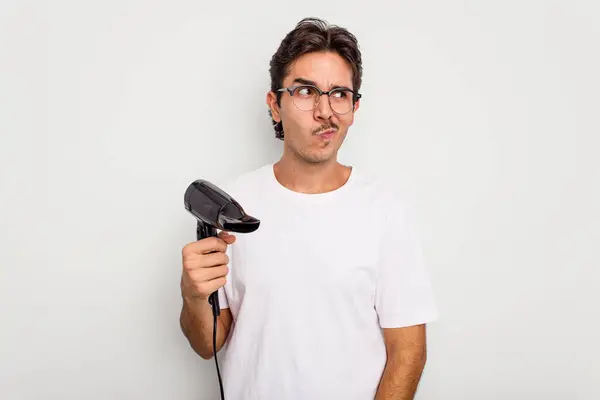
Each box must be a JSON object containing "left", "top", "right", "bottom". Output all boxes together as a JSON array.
[{"left": 277, "top": 85, "right": 361, "bottom": 115}]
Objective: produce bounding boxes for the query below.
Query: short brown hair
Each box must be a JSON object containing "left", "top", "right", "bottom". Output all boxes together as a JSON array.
[{"left": 268, "top": 17, "right": 363, "bottom": 140}]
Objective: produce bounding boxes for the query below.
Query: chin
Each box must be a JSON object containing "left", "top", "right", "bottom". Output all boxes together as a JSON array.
[
  {"left": 301, "top": 149, "right": 336, "bottom": 164},
  {"left": 288, "top": 138, "right": 338, "bottom": 164}
]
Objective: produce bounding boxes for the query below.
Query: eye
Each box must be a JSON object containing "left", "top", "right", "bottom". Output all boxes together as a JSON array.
[
  {"left": 295, "top": 86, "right": 317, "bottom": 97},
  {"left": 331, "top": 89, "right": 350, "bottom": 99}
]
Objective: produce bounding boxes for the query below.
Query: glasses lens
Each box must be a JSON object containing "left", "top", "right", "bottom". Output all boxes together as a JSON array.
[
  {"left": 290, "top": 86, "right": 356, "bottom": 113},
  {"left": 292, "top": 86, "right": 319, "bottom": 111},
  {"left": 329, "top": 89, "right": 354, "bottom": 114}
]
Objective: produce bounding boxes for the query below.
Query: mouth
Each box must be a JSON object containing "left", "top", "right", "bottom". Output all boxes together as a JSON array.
[{"left": 316, "top": 128, "right": 337, "bottom": 140}]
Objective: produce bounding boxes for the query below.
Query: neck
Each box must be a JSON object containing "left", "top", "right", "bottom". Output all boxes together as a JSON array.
[{"left": 273, "top": 154, "right": 352, "bottom": 194}]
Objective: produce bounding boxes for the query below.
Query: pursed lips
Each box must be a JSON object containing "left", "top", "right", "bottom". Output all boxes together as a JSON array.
[{"left": 316, "top": 128, "right": 337, "bottom": 138}]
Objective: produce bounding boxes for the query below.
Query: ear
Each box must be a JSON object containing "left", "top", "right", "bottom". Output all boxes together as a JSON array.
[
  {"left": 345, "top": 98, "right": 360, "bottom": 127},
  {"left": 266, "top": 91, "right": 281, "bottom": 122},
  {"left": 353, "top": 98, "right": 361, "bottom": 113}
]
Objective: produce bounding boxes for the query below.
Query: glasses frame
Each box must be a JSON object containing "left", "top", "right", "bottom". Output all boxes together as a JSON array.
[{"left": 277, "top": 84, "right": 362, "bottom": 115}]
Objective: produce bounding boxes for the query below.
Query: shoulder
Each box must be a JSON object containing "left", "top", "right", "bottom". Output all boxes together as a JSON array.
[
  {"left": 213, "top": 163, "right": 273, "bottom": 203},
  {"left": 350, "top": 166, "right": 415, "bottom": 211},
  {"left": 349, "top": 167, "right": 422, "bottom": 239}
]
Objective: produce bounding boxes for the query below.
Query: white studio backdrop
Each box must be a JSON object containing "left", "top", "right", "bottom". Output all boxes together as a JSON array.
[{"left": 1, "top": 1, "right": 599, "bottom": 399}]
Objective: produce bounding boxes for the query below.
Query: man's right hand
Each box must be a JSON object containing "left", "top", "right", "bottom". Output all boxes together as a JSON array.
[
  {"left": 181, "top": 231, "right": 236, "bottom": 301},
  {"left": 180, "top": 231, "right": 235, "bottom": 359}
]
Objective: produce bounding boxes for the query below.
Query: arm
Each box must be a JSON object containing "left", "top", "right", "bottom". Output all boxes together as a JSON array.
[
  {"left": 374, "top": 195, "right": 438, "bottom": 398},
  {"left": 179, "top": 231, "right": 236, "bottom": 360},
  {"left": 374, "top": 324, "right": 428, "bottom": 400},
  {"left": 179, "top": 292, "right": 233, "bottom": 360}
]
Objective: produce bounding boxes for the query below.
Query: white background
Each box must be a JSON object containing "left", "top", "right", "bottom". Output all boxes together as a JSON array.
[{"left": 1, "top": 1, "right": 599, "bottom": 399}]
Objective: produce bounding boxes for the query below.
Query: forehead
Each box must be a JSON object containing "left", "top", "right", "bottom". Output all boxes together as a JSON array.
[{"left": 284, "top": 51, "right": 354, "bottom": 89}]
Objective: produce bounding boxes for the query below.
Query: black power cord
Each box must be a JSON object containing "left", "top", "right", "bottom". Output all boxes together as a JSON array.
[{"left": 208, "top": 292, "right": 225, "bottom": 400}]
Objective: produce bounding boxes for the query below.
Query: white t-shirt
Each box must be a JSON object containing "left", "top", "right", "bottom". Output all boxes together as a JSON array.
[{"left": 215, "top": 163, "right": 438, "bottom": 400}]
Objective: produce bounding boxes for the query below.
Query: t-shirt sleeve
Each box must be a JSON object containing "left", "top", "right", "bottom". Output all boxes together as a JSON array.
[
  {"left": 375, "top": 197, "right": 439, "bottom": 328},
  {"left": 217, "top": 287, "right": 229, "bottom": 309}
]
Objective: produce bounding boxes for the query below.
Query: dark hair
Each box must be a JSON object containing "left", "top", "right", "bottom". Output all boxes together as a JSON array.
[{"left": 268, "top": 17, "right": 363, "bottom": 140}]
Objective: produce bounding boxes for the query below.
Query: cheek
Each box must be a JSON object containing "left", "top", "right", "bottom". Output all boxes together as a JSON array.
[
  {"left": 339, "top": 113, "right": 355, "bottom": 128},
  {"left": 282, "top": 106, "right": 311, "bottom": 132}
]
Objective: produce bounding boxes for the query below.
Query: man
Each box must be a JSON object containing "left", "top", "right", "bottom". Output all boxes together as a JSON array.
[{"left": 180, "top": 17, "right": 438, "bottom": 400}]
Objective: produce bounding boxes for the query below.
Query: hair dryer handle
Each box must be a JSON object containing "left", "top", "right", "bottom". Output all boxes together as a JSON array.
[
  {"left": 197, "top": 222, "right": 221, "bottom": 317},
  {"left": 208, "top": 293, "right": 220, "bottom": 317}
]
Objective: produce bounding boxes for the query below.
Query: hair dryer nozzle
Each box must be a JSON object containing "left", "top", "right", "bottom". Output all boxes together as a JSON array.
[{"left": 219, "top": 212, "right": 261, "bottom": 233}]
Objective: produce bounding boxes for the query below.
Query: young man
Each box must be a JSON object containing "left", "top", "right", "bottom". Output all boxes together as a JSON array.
[{"left": 180, "top": 17, "right": 438, "bottom": 400}]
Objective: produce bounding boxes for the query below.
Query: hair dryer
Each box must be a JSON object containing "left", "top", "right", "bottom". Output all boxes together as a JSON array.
[{"left": 184, "top": 179, "right": 260, "bottom": 399}]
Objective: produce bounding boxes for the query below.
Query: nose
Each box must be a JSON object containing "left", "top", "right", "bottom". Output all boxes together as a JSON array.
[{"left": 314, "top": 93, "right": 333, "bottom": 120}]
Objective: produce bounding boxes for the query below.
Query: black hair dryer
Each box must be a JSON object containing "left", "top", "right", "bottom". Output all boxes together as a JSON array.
[
  {"left": 184, "top": 179, "right": 260, "bottom": 315},
  {"left": 184, "top": 178, "right": 260, "bottom": 400}
]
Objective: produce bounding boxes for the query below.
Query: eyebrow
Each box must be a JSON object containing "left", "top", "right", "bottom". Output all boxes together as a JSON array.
[{"left": 292, "top": 77, "right": 352, "bottom": 91}]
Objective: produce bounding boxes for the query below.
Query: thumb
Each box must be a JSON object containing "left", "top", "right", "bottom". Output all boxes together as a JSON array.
[{"left": 218, "top": 231, "right": 236, "bottom": 244}]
